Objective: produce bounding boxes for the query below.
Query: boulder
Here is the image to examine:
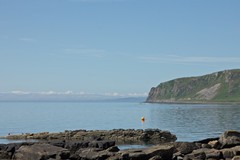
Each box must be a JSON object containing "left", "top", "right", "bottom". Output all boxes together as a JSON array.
[
  {"left": 144, "top": 144, "right": 175, "bottom": 159},
  {"left": 13, "top": 143, "right": 70, "bottom": 160},
  {"left": 64, "top": 141, "right": 89, "bottom": 153},
  {"left": 219, "top": 130, "right": 240, "bottom": 148},
  {"left": 184, "top": 148, "right": 223, "bottom": 160},
  {"left": 173, "top": 142, "right": 201, "bottom": 155},
  {"left": 76, "top": 148, "right": 114, "bottom": 160},
  {"left": 221, "top": 146, "right": 240, "bottom": 159}
]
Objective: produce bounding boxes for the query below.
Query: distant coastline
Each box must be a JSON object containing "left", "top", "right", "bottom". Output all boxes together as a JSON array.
[{"left": 146, "top": 69, "right": 240, "bottom": 104}]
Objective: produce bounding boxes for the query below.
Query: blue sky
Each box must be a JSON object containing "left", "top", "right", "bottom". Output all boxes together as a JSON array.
[{"left": 0, "top": 0, "right": 240, "bottom": 97}]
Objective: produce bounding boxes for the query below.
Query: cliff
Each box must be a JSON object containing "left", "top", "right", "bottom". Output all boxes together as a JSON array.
[{"left": 146, "top": 69, "right": 240, "bottom": 103}]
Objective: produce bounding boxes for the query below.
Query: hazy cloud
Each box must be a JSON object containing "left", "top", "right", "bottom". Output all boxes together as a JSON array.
[
  {"left": 11, "top": 91, "right": 31, "bottom": 95},
  {"left": 68, "top": 0, "right": 127, "bottom": 2},
  {"left": 64, "top": 48, "right": 106, "bottom": 58},
  {"left": 139, "top": 55, "right": 240, "bottom": 64},
  {"left": 2, "top": 90, "right": 147, "bottom": 97},
  {"left": 19, "top": 38, "right": 36, "bottom": 42},
  {"left": 127, "top": 92, "right": 148, "bottom": 97}
]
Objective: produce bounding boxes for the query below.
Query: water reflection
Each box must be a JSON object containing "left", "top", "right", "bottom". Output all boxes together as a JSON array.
[{"left": 148, "top": 104, "right": 240, "bottom": 141}]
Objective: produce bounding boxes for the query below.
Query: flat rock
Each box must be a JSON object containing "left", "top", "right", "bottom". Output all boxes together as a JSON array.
[{"left": 13, "top": 143, "right": 70, "bottom": 160}]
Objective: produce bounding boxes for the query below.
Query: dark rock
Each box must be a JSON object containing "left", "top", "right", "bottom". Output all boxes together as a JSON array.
[
  {"left": 128, "top": 152, "right": 148, "bottom": 160},
  {"left": 107, "top": 146, "right": 120, "bottom": 152},
  {"left": 13, "top": 143, "right": 70, "bottom": 160},
  {"left": 174, "top": 142, "right": 201, "bottom": 155},
  {"left": 0, "top": 150, "right": 12, "bottom": 160},
  {"left": 149, "top": 155, "right": 163, "bottom": 160},
  {"left": 48, "top": 140, "right": 66, "bottom": 148},
  {"left": 194, "top": 137, "right": 219, "bottom": 144},
  {"left": 65, "top": 141, "right": 89, "bottom": 153},
  {"left": 89, "top": 140, "right": 115, "bottom": 149}
]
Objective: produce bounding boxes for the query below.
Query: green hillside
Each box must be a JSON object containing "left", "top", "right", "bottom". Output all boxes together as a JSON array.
[{"left": 146, "top": 69, "right": 240, "bottom": 104}]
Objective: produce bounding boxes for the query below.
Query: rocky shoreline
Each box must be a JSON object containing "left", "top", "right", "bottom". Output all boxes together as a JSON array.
[
  {"left": 2, "top": 129, "right": 177, "bottom": 145},
  {"left": 0, "top": 129, "right": 240, "bottom": 160}
]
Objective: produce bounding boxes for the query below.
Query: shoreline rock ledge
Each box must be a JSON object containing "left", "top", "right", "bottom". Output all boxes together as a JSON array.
[
  {"left": 0, "top": 130, "right": 240, "bottom": 160},
  {"left": 3, "top": 129, "right": 177, "bottom": 145}
]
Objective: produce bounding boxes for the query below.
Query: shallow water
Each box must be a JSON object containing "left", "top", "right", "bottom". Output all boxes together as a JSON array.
[{"left": 0, "top": 102, "right": 240, "bottom": 143}]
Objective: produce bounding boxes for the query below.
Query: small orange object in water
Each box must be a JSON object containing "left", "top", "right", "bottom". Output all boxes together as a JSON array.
[{"left": 141, "top": 116, "right": 145, "bottom": 122}]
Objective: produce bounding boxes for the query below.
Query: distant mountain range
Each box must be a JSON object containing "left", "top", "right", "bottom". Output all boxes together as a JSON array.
[{"left": 146, "top": 69, "right": 240, "bottom": 104}]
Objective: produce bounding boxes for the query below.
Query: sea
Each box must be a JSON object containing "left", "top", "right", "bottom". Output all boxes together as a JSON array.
[{"left": 0, "top": 101, "right": 240, "bottom": 144}]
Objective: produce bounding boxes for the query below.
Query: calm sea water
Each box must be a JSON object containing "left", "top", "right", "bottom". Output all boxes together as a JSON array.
[{"left": 0, "top": 102, "right": 240, "bottom": 143}]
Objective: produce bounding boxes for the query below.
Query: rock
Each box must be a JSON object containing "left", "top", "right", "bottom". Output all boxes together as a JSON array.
[
  {"left": 149, "top": 155, "right": 163, "bottom": 160},
  {"left": 64, "top": 141, "right": 89, "bottom": 153},
  {"left": 221, "top": 146, "right": 240, "bottom": 159},
  {"left": 106, "top": 146, "right": 120, "bottom": 152},
  {"left": 219, "top": 130, "right": 240, "bottom": 148},
  {"left": 0, "top": 151, "right": 12, "bottom": 160},
  {"left": 183, "top": 151, "right": 206, "bottom": 160},
  {"left": 76, "top": 148, "right": 113, "bottom": 160},
  {"left": 174, "top": 142, "right": 201, "bottom": 155},
  {"left": 194, "top": 137, "right": 219, "bottom": 144},
  {"left": 48, "top": 140, "right": 65, "bottom": 148},
  {"left": 144, "top": 144, "right": 174, "bottom": 159},
  {"left": 13, "top": 143, "right": 70, "bottom": 160},
  {"left": 89, "top": 140, "right": 115, "bottom": 149},
  {"left": 232, "top": 156, "right": 240, "bottom": 160},
  {"left": 5, "top": 129, "right": 177, "bottom": 144},
  {"left": 184, "top": 148, "right": 222, "bottom": 160}
]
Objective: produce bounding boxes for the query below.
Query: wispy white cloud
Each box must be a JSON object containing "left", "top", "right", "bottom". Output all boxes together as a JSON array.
[
  {"left": 139, "top": 55, "right": 240, "bottom": 64},
  {"left": 127, "top": 92, "right": 148, "bottom": 97},
  {"left": 104, "top": 92, "right": 121, "bottom": 97},
  {"left": 2, "top": 90, "right": 147, "bottom": 97},
  {"left": 11, "top": 91, "right": 31, "bottom": 95}
]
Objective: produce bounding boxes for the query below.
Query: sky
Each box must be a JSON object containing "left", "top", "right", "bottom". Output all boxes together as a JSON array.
[{"left": 0, "top": 0, "right": 240, "bottom": 98}]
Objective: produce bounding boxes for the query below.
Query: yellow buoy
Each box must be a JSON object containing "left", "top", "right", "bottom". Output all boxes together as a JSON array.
[{"left": 141, "top": 116, "right": 145, "bottom": 122}]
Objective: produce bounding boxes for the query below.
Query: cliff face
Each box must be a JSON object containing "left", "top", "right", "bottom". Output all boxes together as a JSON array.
[{"left": 146, "top": 69, "right": 240, "bottom": 103}]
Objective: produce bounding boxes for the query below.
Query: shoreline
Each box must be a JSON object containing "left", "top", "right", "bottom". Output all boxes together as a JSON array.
[
  {"left": 1, "top": 129, "right": 177, "bottom": 145},
  {"left": 144, "top": 100, "right": 240, "bottom": 105},
  {"left": 0, "top": 129, "right": 240, "bottom": 159}
]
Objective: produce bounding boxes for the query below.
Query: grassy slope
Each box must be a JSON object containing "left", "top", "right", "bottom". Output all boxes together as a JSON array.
[{"left": 151, "top": 69, "right": 240, "bottom": 103}]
